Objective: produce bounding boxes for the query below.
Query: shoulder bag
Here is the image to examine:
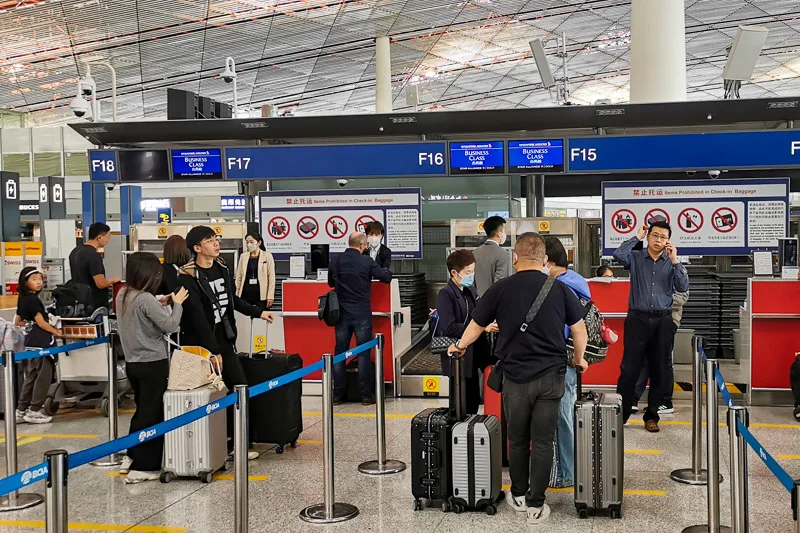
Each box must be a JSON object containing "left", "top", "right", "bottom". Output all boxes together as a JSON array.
[
  {"left": 165, "top": 338, "right": 225, "bottom": 391},
  {"left": 486, "top": 276, "right": 555, "bottom": 393}
]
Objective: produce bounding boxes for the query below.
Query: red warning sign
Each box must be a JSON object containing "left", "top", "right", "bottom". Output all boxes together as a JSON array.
[
  {"left": 267, "top": 216, "right": 290, "bottom": 240},
  {"left": 297, "top": 216, "right": 319, "bottom": 240},
  {"left": 611, "top": 209, "right": 636, "bottom": 234},
  {"left": 645, "top": 208, "right": 670, "bottom": 226},
  {"left": 678, "top": 208, "right": 703, "bottom": 234},
  {"left": 712, "top": 208, "right": 737, "bottom": 233},
  {"left": 325, "top": 216, "right": 348, "bottom": 239},
  {"left": 355, "top": 215, "right": 376, "bottom": 234}
]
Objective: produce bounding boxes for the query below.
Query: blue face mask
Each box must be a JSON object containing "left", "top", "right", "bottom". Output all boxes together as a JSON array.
[{"left": 460, "top": 272, "right": 475, "bottom": 287}]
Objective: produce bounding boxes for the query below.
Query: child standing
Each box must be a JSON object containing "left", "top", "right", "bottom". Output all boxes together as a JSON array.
[{"left": 15, "top": 267, "right": 62, "bottom": 424}]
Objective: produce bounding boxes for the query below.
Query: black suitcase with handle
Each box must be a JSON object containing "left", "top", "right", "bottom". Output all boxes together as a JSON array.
[{"left": 239, "top": 351, "right": 303, "bottom": 453}]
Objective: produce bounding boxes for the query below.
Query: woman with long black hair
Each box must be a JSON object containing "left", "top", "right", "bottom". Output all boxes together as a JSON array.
[
  {"left": 235, "top": 232, "right": 275, "bottom": 310},
  {"left": 116, "top": 252, "right": 188, "bottom": 484}
]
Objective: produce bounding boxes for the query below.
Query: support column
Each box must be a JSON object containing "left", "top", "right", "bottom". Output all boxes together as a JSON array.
[
  {"left": 119, "top": 186, "right": 142, "bottom": 236},
  {"left": 630, "top": 0, "right": 687, "bottom": 103},
  {"left": 534, "top": 175, "right": 545, "bottom": 217},
  {"left": 375, "top": 36, "right": 392, "bottom": 114}
]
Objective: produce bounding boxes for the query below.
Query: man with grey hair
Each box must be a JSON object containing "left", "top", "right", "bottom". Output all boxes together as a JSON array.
[
  {"left": 449, "top": 232, "right": 588, "bottom": 525},
  {"left": 328, "top": 232, "right": 392, "bottom": 405}
]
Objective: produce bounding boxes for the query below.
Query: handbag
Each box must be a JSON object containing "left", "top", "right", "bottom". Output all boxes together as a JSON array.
[
  {"left": 487, "top": 276, "right": 555, "bottom": 393},
  {"left": 429, "top": 304, "right": 466, "bottom": 356},
  {"left": 166, "top": 341, "right": 225, "bottom": 391},
  {"left": 318, "top": 290, "right": 340, "bottom": 327}
]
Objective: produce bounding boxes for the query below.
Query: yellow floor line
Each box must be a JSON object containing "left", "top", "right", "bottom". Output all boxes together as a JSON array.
[
  {"left": 0, "top": 436, "right": 42, "bottom": 446},
  {"left": 0, "top": 520, "right": 186, "bottom": 532},
  {"left": 626, "top": 449, "right": 662, "bottom": 455},
  {"left": 0, "top": 433, "right": 99, "bottom": 439},
  {"left": 501, "top": 484, "right": 664, "bottom": 496},
  {"left": 297, "top": 439, "right": 323, "bottom": 445},
  {"left": 778, "top": 455, "right": 800, "bottom": 460},
  {"left": 105, "top": 472, "right": 268, "bottom": 481},
  {"left": 304, "top": 412, "right": 415, "bottom": 419}
]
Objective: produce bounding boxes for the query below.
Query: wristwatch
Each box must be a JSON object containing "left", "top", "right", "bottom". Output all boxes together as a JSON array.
[{"left": 454, "top": 341, "right": 463, "bottom": 351}]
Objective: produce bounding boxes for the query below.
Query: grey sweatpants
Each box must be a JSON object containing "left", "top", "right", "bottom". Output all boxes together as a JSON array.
[{"left": 18, "top": 357, "right": 54, "bottom": 412}]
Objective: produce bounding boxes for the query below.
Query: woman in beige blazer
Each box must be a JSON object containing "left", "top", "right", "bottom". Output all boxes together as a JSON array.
[{"left": 235, "top": 232, "right": 276, "bottom": 310}]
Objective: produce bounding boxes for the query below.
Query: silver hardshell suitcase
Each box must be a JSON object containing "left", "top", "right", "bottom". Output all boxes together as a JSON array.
[
  {"left": 574, "top": 372, "right": 623, "bottom": 519},
  {"left": 162, "top": 386, "right": 228, "bottom": 483},
  {"left": 450, "top": 414, "right": 503, "bottom": 515}
]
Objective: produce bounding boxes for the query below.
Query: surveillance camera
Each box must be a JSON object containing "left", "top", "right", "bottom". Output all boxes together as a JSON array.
[
  {"left": 686, "top": 170, "right": 696, "bottom": 176},
  {"left": 106, "top": 183, "right": 116, "bottom": 191},
  {"left": 70, "top": 96, "right": 90, "bottom": 118},
  {"left": 81, "top": 86, "right": 93, "bottom": 97},
  {"left": 220, "top": 67, "right": 237, "bottom": 84},
  {"left": 337, "top": 179, "right": 348, "bottom": 187},
  {"left": 708, "top": 170, "right": 721, "bottom": 179}
]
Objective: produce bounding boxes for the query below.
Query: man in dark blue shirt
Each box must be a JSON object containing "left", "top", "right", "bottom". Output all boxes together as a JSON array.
[
  {"left": 329, "top": 232, "right": 392, "bottom": 405},
  {"left": 614, "top": 220, "right": 689, "bottom": 432}
]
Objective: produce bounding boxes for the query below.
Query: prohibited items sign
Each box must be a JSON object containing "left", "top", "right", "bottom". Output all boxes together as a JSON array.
[
  {"left": 268, "top": 216, "right": 290, "bottom": 240},
  {"left": 611, "top": 209, "right": 636, "bottom": 234},
  {"left": 326, "top": 216, "right": 348, "bottom": 239},
  {"left": 678, "top": 208, "right": 703, "bottom": 234}
]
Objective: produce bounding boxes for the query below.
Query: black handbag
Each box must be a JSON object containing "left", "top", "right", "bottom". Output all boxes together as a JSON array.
[
  {"left": 429, "top": 299, "right": 468, "bottom": 356},
  {"left": 318, "top": 290, "right": 340, "bottom": 327},
  {"left": 486, "top": 276, "right": 555, "bottom": 393}
]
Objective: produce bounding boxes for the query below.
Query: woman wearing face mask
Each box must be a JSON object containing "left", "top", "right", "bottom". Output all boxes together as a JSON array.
[
  {"left": 435, "top": 249, "right": 497, "bottom": 414},
  {"left": 235, "top": 232, "right": 276, "bottom": 310},
  {"left": 363, "top": 221, "right": 392, "bottom": 270}
]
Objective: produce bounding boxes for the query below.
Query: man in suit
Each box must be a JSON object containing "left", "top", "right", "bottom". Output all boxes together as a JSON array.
[
  {"left": 473, "top": 215, "right": 510, "bottom": 297},
  {"left": 363, "top": 221, "right": 392, "bottom": 271}
]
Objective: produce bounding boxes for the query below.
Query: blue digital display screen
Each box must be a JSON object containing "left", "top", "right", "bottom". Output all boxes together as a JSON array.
[
  {"left": 89, "top": 150, "right": 119, "bottom": 182},
  {"left": 448, "top": 141, "right": 505, "bottom": 175},
  {"left": 508, "top": 139, "right": 564, "bottom": 172},
  {"left": 224, "top": 143, "right": 447, "bottom": 180},
  {"left": 171, "top": 148, "right": 222, "bottom": 179},
  {"left": 568, "top": 131, "right": 800, "bottom": 172}
]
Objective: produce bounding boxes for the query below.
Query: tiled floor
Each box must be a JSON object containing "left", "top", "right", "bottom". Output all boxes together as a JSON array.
[{"left": 0, "top": 395, "right": 797, "bottom": 532}]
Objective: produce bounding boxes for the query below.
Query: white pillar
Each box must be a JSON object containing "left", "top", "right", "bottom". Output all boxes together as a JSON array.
[
  {"left": 375, "top": 36, "right": 392, "bottom": 113},
  {"left": 629, "top": 0, "right": 687, "bottom": 103}
]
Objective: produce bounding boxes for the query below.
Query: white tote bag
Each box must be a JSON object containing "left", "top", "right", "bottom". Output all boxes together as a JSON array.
[{"left": 167, "top": 343, "right": 225, "bottom": 391}]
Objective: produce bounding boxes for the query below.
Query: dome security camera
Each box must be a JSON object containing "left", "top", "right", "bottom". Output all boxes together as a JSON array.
[
  {"left": 337, "top": 179, "right": 349, "bottom": 187},
  {"left": 106, "top": 183, "right": 116, "bottom": 191},
  {"left": 708, "top": 170, "right": 721, "bottom": 179},
  {"left": 221, "top": 66, "right": 236, "bottom": 84},
  {"left": 70, "top": 96, "right": 91, "bottom": 118}
]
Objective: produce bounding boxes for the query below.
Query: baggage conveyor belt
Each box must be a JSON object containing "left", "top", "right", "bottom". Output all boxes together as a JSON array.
[{"left": 396, "top": 329, "right": 450, "bottom": 398}]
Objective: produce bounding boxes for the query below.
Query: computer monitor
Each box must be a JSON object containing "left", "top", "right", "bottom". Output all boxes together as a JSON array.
[{"left": 310, "top": 244, "right": 330, "bottom": 273}]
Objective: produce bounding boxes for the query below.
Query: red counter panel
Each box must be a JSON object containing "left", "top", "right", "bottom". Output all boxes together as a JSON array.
[
  {"left": 751, "top": 318, "right": 800, "bottom": 389},
  {"left": 751, "top": 280, "right": 800, "bottom": 315},
  {"left": 581, "top": 281, "right": 630, "bottom": 387},
  {"left": 283, "top": 281, "right": 391, "bottom": 313}
]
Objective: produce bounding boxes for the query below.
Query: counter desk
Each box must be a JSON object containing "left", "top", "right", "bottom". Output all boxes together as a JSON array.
[
  {"left": 741, "top": 278, "right": 800, "bottom": 405},
  {"left": 584, "top": 279, "right": 629, "bottom": 387}
]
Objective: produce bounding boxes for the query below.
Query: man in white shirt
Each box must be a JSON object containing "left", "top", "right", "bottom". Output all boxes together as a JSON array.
[{"left": 362, "top": 221, "right": 392, "bottom": 270}]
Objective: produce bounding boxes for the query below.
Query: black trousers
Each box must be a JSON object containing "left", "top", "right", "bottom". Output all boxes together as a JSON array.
[
  {"left": 218, "top": 343, "right": 250, "bottom": 452},
  {"left": 126, "top": 360, "right": 169, "bottom": 472},
  {"left": 617, "top": 312, "right": 674, "bottom": 423}
]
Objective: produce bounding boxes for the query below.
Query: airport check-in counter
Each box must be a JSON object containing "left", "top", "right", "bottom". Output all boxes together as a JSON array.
[
  {"left": 260, "top": 278, "right": 411, "bottom": 395},
  {"left": 584, "top": 279, "right": 629, "bottom": 387},
  {"left": 740, "top": 279, "right": 800, "bottom": 405}
]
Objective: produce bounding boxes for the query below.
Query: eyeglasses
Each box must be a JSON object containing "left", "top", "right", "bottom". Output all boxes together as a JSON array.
[
  {"left": 200, "top": 236, "right": 221, "bottom": 244},
  {"left": 649, "top": 233, "right": 669, "bottom": 242}
]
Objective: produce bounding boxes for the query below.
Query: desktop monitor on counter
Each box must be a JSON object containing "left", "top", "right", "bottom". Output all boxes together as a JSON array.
[{"left": 311, "top": 244, "right": 330, "bottom": 274}]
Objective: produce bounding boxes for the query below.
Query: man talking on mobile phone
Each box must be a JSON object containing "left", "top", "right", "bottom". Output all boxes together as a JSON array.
[{"left": 613, "top": 220, "right": 689, "bottom": 433}]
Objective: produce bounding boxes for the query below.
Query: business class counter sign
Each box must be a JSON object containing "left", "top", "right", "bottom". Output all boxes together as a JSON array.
[
  {"left": 259, "top": 188, "right": 422, "bottom": 259},
  {"left": 602, "top": 178, "right": 789, "bottom": 256}
]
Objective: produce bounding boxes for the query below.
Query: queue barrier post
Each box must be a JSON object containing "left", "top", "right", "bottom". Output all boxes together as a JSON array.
[
  {"left": 91, "top": 325, "right": 123, "bottom": 467},
  {"left": 358, "top": 334, "right": 406, "bottom": 476},
  {"left": 684, "top": 358, "right": 731, "bottom": 533},
  {"left": 672, "top": 335, "right": 720, "bottom": 486},
  {"left": 793, "top": 480, "right": 800, "bottom": 533},
  {"left": 0, "top": 350, "right": 44, "bottom": 512},
  {"left": 234, "top": 385, "right": 249, "bottom": 533},
  {"left": 728, "top": 406, "right": 749, "bottom": 533},
  {"left": 44, "top": 449, "right": 68, "bottom": 533},
  {"left": 300, "top": 353, "right": 359, "bottom": 524}
]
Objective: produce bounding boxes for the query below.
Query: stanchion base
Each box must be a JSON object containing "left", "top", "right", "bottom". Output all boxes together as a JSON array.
[
  {"left": 0, "top": 492, "right": 44, "bottom": 512},
  {"left": 358, "top": 459, "right": 407, "bottom": 476},
  {"left": 682, "top": 525, "right": 731, "bottom": 533},
  {"left": 90, "top": 453, "right": 124, "bottom": 467},
  {"left": 670, "top": 468, "right": 723, "bottom": 485},
  {"left": 299, "top": 503, "right": 359, "bottom": 524}
]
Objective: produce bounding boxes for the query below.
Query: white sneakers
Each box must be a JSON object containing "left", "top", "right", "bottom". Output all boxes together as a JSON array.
[
  {"left": 227, "top": 450, "right": 260, "bottom": 462},
  {"left": 506, "top": 492, "right": 551, "bottom": 525},
  {"left": 124, "top": 470, "right": 159, "bottom": 484},
  {"left": 22, "top": 409, "right": 52, "bottom": 424},
  {"left": 657, "top": 405, "right": 675, "bottom": 415},
  {"left": 119, "top": 456, "right": 134, "bottom": 475},
  {"left": 15, "top": 409, "right": 25, "bottom": 424}
]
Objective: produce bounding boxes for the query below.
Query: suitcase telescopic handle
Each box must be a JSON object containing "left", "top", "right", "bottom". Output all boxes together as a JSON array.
[{"left": 576, "top": 367, "right": 583, "bottom": 400}]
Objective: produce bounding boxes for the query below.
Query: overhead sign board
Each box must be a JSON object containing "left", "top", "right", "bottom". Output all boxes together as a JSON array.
[
  {"left": 602, "top": 178, "right": 790, "bottom": 256},
  {"left": 508, "top": 139, "right": 564, "bottom": 173},
  {"left": 226, "top": 143, "right": 447, "bottom": 180},
  {"left": 221, "top": 195, "right": 246, "bottom": 212},
  {"left": 88, "top": 150, "right": 119, "bottom": 182},
  {"left": 259, "top": 188, "right": 422, "bottom": 259},
  {"left": 171, "top": 148, "right": 223, "bottom": 180},
  {"left": 448, "top": 141, "right": 505, "bottom": 175},
  {"left": 568, "top": 131, "right": 800, "bottom": 173}
]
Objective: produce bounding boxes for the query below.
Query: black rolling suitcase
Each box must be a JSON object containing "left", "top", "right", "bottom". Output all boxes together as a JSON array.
[{"left": 239, "top": 350, "right": 304, "bottom": 453}]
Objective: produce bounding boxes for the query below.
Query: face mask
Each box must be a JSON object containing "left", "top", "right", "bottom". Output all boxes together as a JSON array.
[
  {"left": 541, "top": 266, "right": 551, "bottom": 276},
  {"left": 460, "top": 272, "right": 475, "bottom": 287},
  {"left": 246, "top": 243, "right": 258, "bottom": 253},
  {"left": 497, "top": 231, "right": 506, "bottom": 243},
  {"left": 367, "top": 236, "right": 381, "bottom": 248}
]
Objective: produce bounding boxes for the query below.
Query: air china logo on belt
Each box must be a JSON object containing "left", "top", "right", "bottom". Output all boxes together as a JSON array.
[
  {"left": 268, "top": 380, "right": 279, "bottom": 390},
  {"left": 21, "top": 466, "right": 47, "bottom": 485},
  {"left": 139, "top": 429, "right": 157, "bottom": 442},
  {"left": 206, "top": 402, "right": 220, "bottom": 414}
]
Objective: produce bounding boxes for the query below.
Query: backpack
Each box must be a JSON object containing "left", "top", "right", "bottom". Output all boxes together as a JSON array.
[
  {"left": 790, "top": 354, "right": 800, "bottom": 420},
  {"left": 567, "top": 297, "right": 609, "bottom": 365},
  {"left": 53, "top": 280, "right": 96, "bottom": 318},
  {"left": 318, "top": 290, "right": 340, "bottom": 327}
]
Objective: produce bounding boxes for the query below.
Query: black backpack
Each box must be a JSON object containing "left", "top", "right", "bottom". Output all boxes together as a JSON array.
[
  {"left": 53, "top": 280, "right": 96, "bottom": 318},
  {"left": 791, "top": 354, "right": 800, "bottom": 420},
  {"left": 567, "top": 297, "right": 608, "bottom": 365},
  {"left": 318, "top": 290, "right": 340, "bottom": 327}
]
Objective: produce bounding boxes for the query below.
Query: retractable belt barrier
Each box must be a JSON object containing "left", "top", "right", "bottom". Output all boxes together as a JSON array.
[
  {"left": 698, "top": 345, "right": 794, "bottom": 494},
  {"left": 0, "top": 338, "right": 378, "bottom": 498},
  {"left": 0, "top": 337, "right": 110, "bottom": 365}
]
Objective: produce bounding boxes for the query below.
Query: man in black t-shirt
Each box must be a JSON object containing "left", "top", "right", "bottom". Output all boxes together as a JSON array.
[
  {"left": 449, "top": 232, "right": 588, "bottom": 526},
  {"left": 179, "top": 226, "right": 274, "bottom": 460},
  {"left": 68, "top": 222, "right": 120, "bottom": 310}
]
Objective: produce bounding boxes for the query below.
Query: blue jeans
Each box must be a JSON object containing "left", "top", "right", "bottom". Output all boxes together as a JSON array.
[
  {"left": 332, "top": 315, "right": 374, "bottom": 400},
  {"left": 556, "top": 366, "right": 576, "bottom": 487}
]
